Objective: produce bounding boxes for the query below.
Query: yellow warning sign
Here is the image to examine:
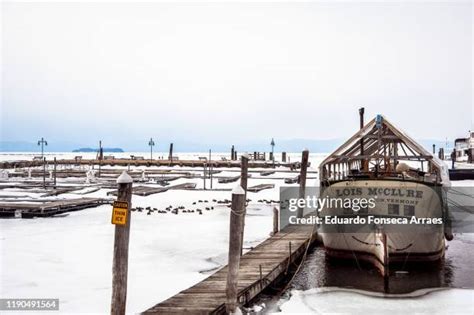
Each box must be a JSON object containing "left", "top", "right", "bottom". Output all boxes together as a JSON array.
[{"left": 111, "top": 201, "right": 128, "bottom": 225}]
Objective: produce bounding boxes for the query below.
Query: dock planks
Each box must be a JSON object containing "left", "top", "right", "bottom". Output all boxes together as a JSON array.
[
  {"left": 247, "top": 184, "right": 275, "bottom": 192},
  {"left": 0, "top": 197, "right": 110, "bottom": 218},
  {"left": 0, "top": 158, "right": 303, "bottom": 170},
  {"left": 143, "top": 223, "right": 317, "bottom": 314},
  {"left": 107, "top": 183, "right": 197, "bottom": 196}
]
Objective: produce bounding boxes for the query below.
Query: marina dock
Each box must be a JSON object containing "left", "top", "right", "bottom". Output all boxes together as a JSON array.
[
  {"left": 143, "top": 223, "right": 317, "bottom": 314},
  {"left": 0, "top": 197, "right": 111, "bottom": 218},
  {"left": 0, "top": 158, "right": 303, "bottom": 170}
]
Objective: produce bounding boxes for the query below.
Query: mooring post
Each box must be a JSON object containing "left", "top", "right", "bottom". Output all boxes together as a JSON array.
[
  {"left": 209, "top": 149, "right": 213, "bottom": 189},
  {"left": 111, "top": 171, "right": 133, "bottom": 315},
  {"left": 432, "top": 144, "right": 436, "bottom": 154},
  {"left": 43, "top": 157, "right": 46, "bottom": 189},
  {"left": 382, "top": 232, "right": 389, "bottom": 278},
  {"left": 273, "top": 207, "right": 279, "bottom": 235},
  {"left": 168, "top": 143, "right": 174, "bottom": 164},
  {"left": 226, "top": 184, "right": 245, "bottom": 314},
  {"left": 53, "top": 157, "right": 57, "bottom": 189},
  {"left": 297, "top": 149, "right": 309, "bottom": 218},
  {"left": 203, "top": 163, "right": 207, "bottom": 190},
  {"left": 239, "top": 155, "right": 249, "bottom": 256},
  {"left": 231, "top": 145, "right": 235, "bottom": 161},
  {"left": 282, "top": 152, "right": 287, "bottom": 163}
]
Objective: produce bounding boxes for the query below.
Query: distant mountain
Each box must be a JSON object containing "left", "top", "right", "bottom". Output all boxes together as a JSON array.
[{"left": 72, "top": 148, "right": 124, "bottom": 153}]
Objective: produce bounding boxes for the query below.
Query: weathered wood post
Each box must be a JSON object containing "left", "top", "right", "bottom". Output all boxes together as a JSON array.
[
  {"left": 209, "top": 149, "right": 213, "bottom": 189},
  {"left": 111, "top": 171, "right": 133, "bottom": 315},
  {"left": 53, "top": 157, "right": 57, "bottom": 189},
  {"left": 231, "top": 145, "right": 235, "bottom": 161},
  {"left": 99, "top": 140, "right": 104, "bottom": 161},
  {"left": 168, "top": 143, "right": 174, "bottom": 163},
  {"left": 297, "top": 149, "right": 309, "bottom": 218},
  {"left": 203, "top": 163, "right": 207, "bottom": 190},
  {"left": 282, "top": 152, "right": 287, "bottom": 163},
  {"left": 43, "top": 157, "right": 46, "bottom": 189},
  {"left": 432, "top": 144, "right": 436, "bottom": 154},
  {"left": 226, "top": 184, "right": 245, "bottom": 314},
  {"left": 273, "top": 207, "right": 279, "bottom": 235},
  {"left": 239, "top": 155, "right": 249, "bottom": 256}
]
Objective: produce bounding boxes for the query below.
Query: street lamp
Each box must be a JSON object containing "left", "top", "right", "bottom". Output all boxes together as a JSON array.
[
  {"left": 148, "top": 138, "right": 155, "bottom": 161},
  {"left": 270, "top": 138, "right": 275, "bottom": 167},
  {"left": 37, "top": 137, "right": 48, "bottom": 158}
]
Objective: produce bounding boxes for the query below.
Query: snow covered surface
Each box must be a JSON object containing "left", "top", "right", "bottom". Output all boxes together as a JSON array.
[
  {"left": 277, "top": 287, "right": 474, "bottom": 314},
  {"left": 1, "top": 152, "right": 473, "bottom": 314},
  {"left": 0, "top": 152, "right": 325, "bottom": 314}
]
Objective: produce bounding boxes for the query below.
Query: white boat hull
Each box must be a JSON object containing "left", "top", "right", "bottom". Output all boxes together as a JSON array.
[{"left": 319, "top": 180, "right": 446, "bottom": 274}]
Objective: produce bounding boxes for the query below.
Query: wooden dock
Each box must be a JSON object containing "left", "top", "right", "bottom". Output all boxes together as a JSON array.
[
  {"left": 0, "top": 197, "right": 111, "bottom": 218},
  {"left": 247, "top": 184, "right": 275, "bottom": 192},
  {"left": 0, "top": 158, "right": 303, "bottom": 170},
  {"left": 107, "top": 183, "right": 197, "bottom": 196},
  {"left": 143, "top": 223, "right": 317, "bottom": 314}
]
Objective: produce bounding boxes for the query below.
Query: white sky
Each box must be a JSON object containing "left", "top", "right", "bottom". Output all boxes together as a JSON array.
[{"left": 1, "top": 1, "right": 472, "bottom": 146}]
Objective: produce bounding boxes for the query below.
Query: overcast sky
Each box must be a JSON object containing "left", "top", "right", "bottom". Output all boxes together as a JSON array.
[{"left": 1, "top": 1, "right": 472, "bottom": 148}]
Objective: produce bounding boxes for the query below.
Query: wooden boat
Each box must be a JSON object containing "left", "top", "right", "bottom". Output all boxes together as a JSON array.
[{"left": 318, "top": 115, "right": 452, "bottom": 277}]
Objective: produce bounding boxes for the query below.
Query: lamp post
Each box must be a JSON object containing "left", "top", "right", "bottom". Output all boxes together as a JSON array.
[
  {"left": 37, "top": 137, "right": 48, "bottom": 158},
  {"left": 270, "top": 138, "right": 275, "bottom": 167},
  {"left": 148, "top": 138, "right": 155, "bottom": 161}
]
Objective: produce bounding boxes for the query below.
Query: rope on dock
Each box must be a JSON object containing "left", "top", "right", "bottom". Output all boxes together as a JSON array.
[{"left": 279, "top": 219, "right": 318, "bottom": 293}]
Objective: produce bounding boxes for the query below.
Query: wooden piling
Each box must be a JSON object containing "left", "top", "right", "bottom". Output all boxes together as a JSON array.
[
  {"left": 273, "top": 207, "right": 279, "bottom": 234},
  {"left": 231, "top": 145, "right": 235, "bottom": 161},
  {"left": 297, "top": 149, "right": 309, "bottom": 218},
  {"left": 209, "top": 149, "right": 213, "bottom": 189},
  {"left": 99, "top": 140, "right": 104, "bottom": 160},
  {"left": 43, "top": 157, "right": 46, "bottom": 189},
  {"left": 53, "top": 157, "right": 57, "bottom": 189},
  {"left": 226, "top": 185, "right": 245, "bottom": 314},
  {"left": 240, "top": 155, "right": 249, "bottom": 256},
  {"left": 168, "top": 143, "right": 174, "bottom": 162},
  {"left": 111, "top": 171, "right": 133, "bottom": 315},
  {"left": 203, "top": 163, "right": 207, "bottom": 190},
  {"left": 282, "top": 152, "right": 287, "bottom": 163}
]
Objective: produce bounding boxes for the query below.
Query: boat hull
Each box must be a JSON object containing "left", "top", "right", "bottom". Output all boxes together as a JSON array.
[{"left": 318, "top": 180, "right": 446, "bottom": 273}]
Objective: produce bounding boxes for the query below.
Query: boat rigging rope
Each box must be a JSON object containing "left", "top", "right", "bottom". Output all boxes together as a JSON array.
[
  {"left": 343, "top": 232, "right": 362, "bottom": 271},
  {"left": 351, "top": 236, "right": 413, "bottom": 251},
  {"left": 278, "top": 216, "right": 318, "bottom": 294}
]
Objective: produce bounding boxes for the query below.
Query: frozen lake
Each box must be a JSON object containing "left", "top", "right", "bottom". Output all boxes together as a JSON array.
[{"left": 1, "top": 152, "right": 473, "bottom": 314}]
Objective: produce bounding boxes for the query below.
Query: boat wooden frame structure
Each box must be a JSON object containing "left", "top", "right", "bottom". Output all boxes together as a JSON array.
[{"left": 319, "top": 115, "right": 450, "bottom": 186}]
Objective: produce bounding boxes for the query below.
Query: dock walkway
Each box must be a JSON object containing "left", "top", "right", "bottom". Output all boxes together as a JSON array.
[
  {"left": 143, "top": 223, "right": 317, "bottom": 314},
  {"left": 0, "top": 197, "right": 111, "bottom": 218},
  {"left": 0, "top": 158, "right": 303, "bottom": 170}
]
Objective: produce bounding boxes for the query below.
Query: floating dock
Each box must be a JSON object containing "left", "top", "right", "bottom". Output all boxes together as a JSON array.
[
  {"left": 0, "top": 197, "right": 111, "bottom": 218},
  {"left": 142, "top": 223, "right": 317, "bottom": 314},
  {"left": 107, "top": 183, "right": 197, "bottom": 196},
  {"left": 247, "top": 184, "right": 275, "bottom": 192},
  {"left": 0, "top": 158, "right": 303, "bottom": 170},
  {"left": 449, "top": 169, "right": 474, "bottom": 181}
]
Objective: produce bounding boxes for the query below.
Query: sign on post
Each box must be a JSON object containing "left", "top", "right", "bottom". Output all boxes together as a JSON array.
[{"left": 111, "top": 201, "right": 128, "bottom": 225}]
